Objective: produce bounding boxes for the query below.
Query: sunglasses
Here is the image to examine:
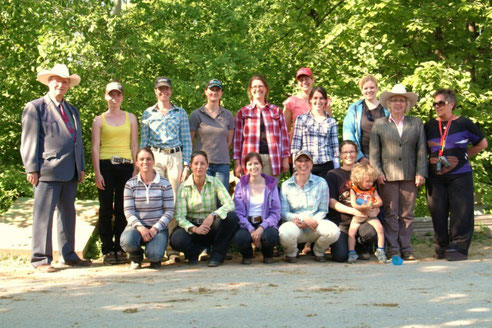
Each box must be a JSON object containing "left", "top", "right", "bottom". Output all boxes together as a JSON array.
[{"left": 433, "top": 100, "right": 449, "bottom": 108}]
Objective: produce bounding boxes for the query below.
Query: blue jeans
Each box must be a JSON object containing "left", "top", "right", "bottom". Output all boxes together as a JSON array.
[
  {"left": 120, "top": 226, "right": 168, "bottom": 263},
  {"left": 234, "top": 226, "right": 279, "bottom": 258},
  {"left": 207, "top": 164, "right": 230, "bottom": 189}
]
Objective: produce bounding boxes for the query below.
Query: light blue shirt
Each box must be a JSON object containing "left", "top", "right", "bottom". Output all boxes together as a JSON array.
[
  {"left": 140, "top": 104, "right": 192, "bottom": 165},
  {"left": 280, "top": 173, "right": 329, "bottom": 223}
]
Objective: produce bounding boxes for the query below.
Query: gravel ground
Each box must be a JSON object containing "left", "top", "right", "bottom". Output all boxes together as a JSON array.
[{"left": 0, "top": 253, "right": 491, "bottom": 328}]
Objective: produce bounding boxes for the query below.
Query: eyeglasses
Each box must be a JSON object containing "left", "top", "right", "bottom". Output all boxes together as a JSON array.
[
  {"left": 389, "top": 99, "right": 407, "bottom": 103},
  {"left": 341, "top": 151, "right": 357, "bottom": 155},
  {"left": 433, "top": 100, "right": 449, "bottom": 108}
]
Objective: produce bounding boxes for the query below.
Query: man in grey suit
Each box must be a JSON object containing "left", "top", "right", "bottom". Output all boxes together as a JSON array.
[{"left": 21, "top": 63, "right": 91, "bottom": 272}]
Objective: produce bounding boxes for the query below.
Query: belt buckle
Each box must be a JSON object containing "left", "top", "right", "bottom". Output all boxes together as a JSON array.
[
  {"left": 163, "top": 148, "right": 171, "bottom": 154},
  {"left": 110, "top": 156, "right": 122, "bottom": 164},
  {"left": 251, "top": 216, "right": 262, "bottom": 224}
]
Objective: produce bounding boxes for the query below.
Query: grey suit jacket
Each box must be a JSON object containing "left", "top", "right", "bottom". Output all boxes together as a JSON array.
[
  {"left": 369, "top": 116, "right": 427, "bottom": 181},
  {"left": 20, "top": 94, "right": 85, "bottom": 182}
]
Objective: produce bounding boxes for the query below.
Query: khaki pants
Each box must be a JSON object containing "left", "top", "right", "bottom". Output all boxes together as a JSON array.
[
  {"left": 260, "top": 154, "right": 279, "bottom": 180},
  {"left": 279, "top": 220, "right": 340, "bottom": 257},
  {"left": 153, "top": 150, "right": 183, "bottom": 256}
]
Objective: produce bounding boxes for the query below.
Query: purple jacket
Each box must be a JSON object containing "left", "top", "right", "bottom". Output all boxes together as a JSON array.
[{"left": 233, "top": 173, "right": 281, "bottom": 232}]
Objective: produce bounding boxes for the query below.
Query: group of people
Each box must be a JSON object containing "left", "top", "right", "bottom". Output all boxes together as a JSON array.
[{"left": 20, "top": 64, "right": 487, "bottom": 273}]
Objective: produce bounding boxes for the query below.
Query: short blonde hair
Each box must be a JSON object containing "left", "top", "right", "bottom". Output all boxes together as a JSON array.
[
  {"left": 350, "top": 163, "right": 379, "bottom": 187},
  {"left": 359, "top": 74, "right": 379, "bottom": 90}
]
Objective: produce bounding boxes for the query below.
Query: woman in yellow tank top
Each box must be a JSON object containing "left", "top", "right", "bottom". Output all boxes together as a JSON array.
[{"left": 91, "top": 82, "right": 138, "bottom": 265}]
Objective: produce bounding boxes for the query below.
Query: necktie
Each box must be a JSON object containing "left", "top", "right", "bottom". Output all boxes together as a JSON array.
[{"left": 60, "top": 103, "right": 76, "bottom": 141}]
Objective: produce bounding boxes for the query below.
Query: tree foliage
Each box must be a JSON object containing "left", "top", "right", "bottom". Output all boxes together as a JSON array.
[{"left": 0, "top": 0, "right": 490, "bottom": 211}]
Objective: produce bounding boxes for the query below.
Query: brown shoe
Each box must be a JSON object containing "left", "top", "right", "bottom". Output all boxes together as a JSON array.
[
  {"left": 314, "top": 255, "right": 327, "bottom": 262},
  {"left": 36, "top": 264, "right": 57, "bottom": 273},
  {"left": 285, "top": 256, "right": 297, "bottom": 263},
  {"left": 402, "top": 252, "right": 416, "bottom": 261},
  {"left": 63, "top": 258, "right": 92, "bottom": 267}
]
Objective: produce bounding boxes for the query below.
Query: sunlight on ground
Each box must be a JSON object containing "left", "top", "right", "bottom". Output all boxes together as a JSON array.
[
  {"left": 430, "top": 293, "right": 467, "bottom": 303},
  {"left": 466, "top": 307, "right": 490, "bottom": 312},
  {"left": 418, "top": 265, "right": 454, "bottom": 273}
]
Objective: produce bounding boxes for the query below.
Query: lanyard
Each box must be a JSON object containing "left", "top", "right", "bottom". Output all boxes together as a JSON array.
[{"left": 438, "top": 119, "right": 452, "bottom": 156}]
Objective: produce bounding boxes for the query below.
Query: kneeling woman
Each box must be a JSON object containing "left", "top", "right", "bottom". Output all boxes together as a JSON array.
[
  {"left": 279, "top": 150, "right": 340, "bottom": 263},
  {"left": 233, "top": 152, "right": 281, "bottom": 264},
  {"left": 171, "top": 151, "right": 238, "bottom": 267},
  {"left": 120, "top": 148, "right": 175, "bottom": 269}
]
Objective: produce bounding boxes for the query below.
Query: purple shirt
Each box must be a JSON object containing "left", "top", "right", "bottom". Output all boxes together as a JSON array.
[{"left": 233, "top": 174, "right": 281, "bottom": 232}]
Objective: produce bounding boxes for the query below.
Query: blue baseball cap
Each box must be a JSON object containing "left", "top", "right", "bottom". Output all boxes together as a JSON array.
[{"left": 207, "top": 79, "right": 223, "bottom": 90}]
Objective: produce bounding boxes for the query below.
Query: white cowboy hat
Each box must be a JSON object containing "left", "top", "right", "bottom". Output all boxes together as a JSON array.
[
  {"left": 37, "top": 63, "right": 81, "bottom": 87},
  {"left": 379, "top": 84, "right": 418, "bottom": 108}
]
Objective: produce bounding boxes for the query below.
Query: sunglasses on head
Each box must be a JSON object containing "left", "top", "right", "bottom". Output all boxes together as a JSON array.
[{"left": 433, "top": 100, "right": 449, "bottom": 108}]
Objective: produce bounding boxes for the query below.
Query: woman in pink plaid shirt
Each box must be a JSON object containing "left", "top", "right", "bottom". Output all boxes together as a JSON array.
[{"left": 233, "top": 75, "right": 290, "bottom": 180}]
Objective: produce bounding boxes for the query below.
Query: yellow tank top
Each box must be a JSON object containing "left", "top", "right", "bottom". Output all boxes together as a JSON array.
[{"left": 99, "top": 111, "right": 132, "bottom": 160}]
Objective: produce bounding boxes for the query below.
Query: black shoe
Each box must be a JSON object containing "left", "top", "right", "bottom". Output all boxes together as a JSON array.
[
  {"left": 445, "top": 249, "right": 467, "bottom": 261},
  {"left": 314, "top": 255, "right": 326, "bottom": 262},
  {"left": 359, "top": 251, "right": 370, "bottom": 260},
  {"left": 208, "top": 260, "right": 222, "bottom": 267},
  {"left": 241, "top": 258, "right": 252, "bottom": 265},
  {"left": 263, "top": 257, "right": 274, "bottom": 264},
  {"left": 149, "top": 261, "right": 162, "bottom": 269}
]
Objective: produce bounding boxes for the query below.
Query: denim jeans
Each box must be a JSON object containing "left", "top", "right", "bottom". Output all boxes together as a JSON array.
[
  {"left": 207, "top": 163, "right": 230, "bottom": 190},
  {"left": 120, "top": 226, "right": 168, "bottom": 263},
  {"left": 98, "top": 160, "right": 133, "bottom": 254},
  {"left": 330, "top": 223, "right": 377, "bottom": 262},
  {"left": 234, "top": 226, "right": 279, "bottom": 258}
]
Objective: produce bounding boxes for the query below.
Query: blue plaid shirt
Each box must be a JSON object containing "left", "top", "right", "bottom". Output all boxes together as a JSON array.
[
  {"left": 291, "top": 111, "right": 340, "bottom": 165},
  {"left": 281, "top": 173, "right": 329, "bottom": 223},
  {"left": 140, "top": 104, "right": 192, "bottom": 165}
]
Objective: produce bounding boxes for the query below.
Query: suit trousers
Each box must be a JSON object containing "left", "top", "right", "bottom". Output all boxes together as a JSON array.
[
  {"left": 31, "top": 180, "right": 80, "bottom": 267},
  {"left": 379, "top": 180, "right": 417, "bottom": 254}
]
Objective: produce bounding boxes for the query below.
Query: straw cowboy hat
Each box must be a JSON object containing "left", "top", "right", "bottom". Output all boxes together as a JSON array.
[
  {"left": 37, "top": 64, "right": 81, "bottom": 87},
  {"left": 379, "top": 84, "right": 418, "bottom": 108}
]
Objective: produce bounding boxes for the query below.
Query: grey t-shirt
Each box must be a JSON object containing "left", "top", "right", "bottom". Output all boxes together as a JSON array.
[{"left": 189, "top": 106, "right": 235, "bottom": 164}]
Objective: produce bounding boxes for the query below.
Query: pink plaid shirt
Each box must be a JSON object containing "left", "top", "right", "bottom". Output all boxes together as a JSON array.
[{"left": 233, "top": 103, "right": 290, "bottom": 175}]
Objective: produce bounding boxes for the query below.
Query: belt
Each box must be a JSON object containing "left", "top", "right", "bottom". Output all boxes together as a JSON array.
[
  {"left": 108, "top": 156, "right": 133, "bottom": 165},
  {"left": 151, "top": 146, "right": 182, "bottom": 154},
  {"left": 248, "top": 216, "right": 262, "bottom": 224}
]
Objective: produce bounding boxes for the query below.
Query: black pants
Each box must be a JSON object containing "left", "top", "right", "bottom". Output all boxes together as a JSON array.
[
  {"left": 98, "top": 160, "right": 133, "bottom": 254},
  {"left": 170, "top": 213, "right": 239, "bottom": 263},
  {"left": 312, "top": 161, "right": 334, "bottom": 178},
  {"left": 426, "top": 173, "right": 474, "bottom": 256},
  {"left": 234, "top": 226, "right": 279, "bottom": 258},
  {"left": 330, "top": 223, "right": 377, "bottom": 262}
]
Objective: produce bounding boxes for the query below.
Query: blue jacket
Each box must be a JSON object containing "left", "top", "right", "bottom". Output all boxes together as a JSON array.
[
  {"left": 343, "top": 99, "right": 389, "bottom": 161},
  {"left": 233, "top": 174, "right": 281, "bottom": 232}
]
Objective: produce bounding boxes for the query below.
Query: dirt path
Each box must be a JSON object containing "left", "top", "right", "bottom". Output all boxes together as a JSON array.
[{"left": 1, "top": 251, "right": 491, "bottom": 328}]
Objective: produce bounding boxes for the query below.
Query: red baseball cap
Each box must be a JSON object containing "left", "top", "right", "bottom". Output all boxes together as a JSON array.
[{"left": 296, "top": 67, "right": 313, "bottom": 79}]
